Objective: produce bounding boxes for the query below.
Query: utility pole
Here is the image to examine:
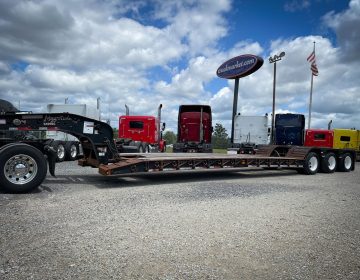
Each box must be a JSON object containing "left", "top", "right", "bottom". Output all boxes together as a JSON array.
[{"left": 268, "top": 51, "right": 285, "bottom": 144}]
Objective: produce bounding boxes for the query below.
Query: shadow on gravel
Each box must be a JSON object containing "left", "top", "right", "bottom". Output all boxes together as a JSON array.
[{"left": 41, "top": 168, "right": 300, "bottom": 190}]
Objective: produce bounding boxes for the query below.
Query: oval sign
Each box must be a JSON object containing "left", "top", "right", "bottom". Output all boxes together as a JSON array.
[{"left": 216, "top": 54, "right": 264, "bottom": 79}]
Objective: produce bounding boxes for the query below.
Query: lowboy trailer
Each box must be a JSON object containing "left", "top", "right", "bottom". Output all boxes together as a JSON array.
[{"left": 0, "top": 112, "right": 356, "bottom": 193}]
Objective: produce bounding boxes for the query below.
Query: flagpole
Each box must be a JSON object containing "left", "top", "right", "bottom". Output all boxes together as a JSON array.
[
  {"left": 308, "top": 73, "right": 314, "bottom": 129},
  {"left": 308, "top": 41, "right": 316, "bottom": 129}
]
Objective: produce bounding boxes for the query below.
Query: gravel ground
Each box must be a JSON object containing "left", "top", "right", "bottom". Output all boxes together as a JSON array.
[{"left": 1, "top": 161, "right": 360, "bottom": 280}]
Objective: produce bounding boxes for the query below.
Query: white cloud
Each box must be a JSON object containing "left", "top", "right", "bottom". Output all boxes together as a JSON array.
[
  {"left": 0, "top": 62, "right": 11, "bottom": 74},
  {"left": 0, "top": 0, "right": 359, "bottom": 135},
  {"left": 284, "top": 0, "right": 310, "bottom": 12},
  {"left": 153, "top": 0, "right": 231, "bottom": 55},
  {"left": 0, "top": 0, "right": 187, "bottom": 68},
  {"left": 322, "top": 0, "right": 360, "bottom": 62}
]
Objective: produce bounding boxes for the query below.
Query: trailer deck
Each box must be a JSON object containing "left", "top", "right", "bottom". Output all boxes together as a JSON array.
[{"left": 91, "top": 152, "right": 304, "bottom": 176}]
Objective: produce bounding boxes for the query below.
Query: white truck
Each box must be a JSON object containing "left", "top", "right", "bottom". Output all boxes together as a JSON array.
[
  {"left": 46, "top": 104, "right": 100, "bottom": 161},
  {"left": 228, "top": 114, "right": 270, "bottom": 154}
]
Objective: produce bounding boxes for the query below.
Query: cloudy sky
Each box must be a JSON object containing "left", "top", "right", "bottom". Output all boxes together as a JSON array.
[{"left": 0, "top": 0, "right": 359, "bottom": 133}]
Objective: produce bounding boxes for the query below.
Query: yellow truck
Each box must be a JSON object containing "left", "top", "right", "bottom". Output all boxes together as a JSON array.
[{"left": 333, "top": 129, "right": 360, "bottom": 161}]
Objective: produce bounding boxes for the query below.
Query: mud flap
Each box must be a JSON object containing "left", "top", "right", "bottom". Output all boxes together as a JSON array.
[{"left": 44, "top": 144, "right": 57, "bottom": 177}]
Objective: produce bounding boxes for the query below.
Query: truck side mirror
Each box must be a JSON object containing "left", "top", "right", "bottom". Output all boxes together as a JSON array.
[{"left": 162, "top": 123, "right": 166, "bottom": 131}]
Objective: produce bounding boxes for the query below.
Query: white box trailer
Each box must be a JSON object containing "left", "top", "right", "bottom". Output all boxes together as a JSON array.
[
  {"left": 46, "top": 104, "right": 100, "bottom": 161},
  {"left": 228, "top": 114, "right": 270, "bottom": 154}
]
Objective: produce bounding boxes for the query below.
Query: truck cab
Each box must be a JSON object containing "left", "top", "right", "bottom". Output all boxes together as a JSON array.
[
  {"left": 173, "top": 105, "right": 212, "bottom": 153},
  {"left": 119, "top": 116, "right": 159, "bottom": 144},
  {"left": 332, "top": 129, "right": 360, "bottom": 151},
  {"left": 275, "top": 113, "right": 305, "bottom": 146},
  {"left": 118, "top": 104, "right": 166, "bottom": 153}
]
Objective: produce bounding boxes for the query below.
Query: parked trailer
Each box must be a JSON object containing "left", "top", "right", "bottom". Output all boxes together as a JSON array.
[
  {"left": 46, "top": 103, "right": 101, "bottom": 162},
  {"left": 0, "top": 112, "right": 355, "bottom": 193},
  {"left": 228, "top": 114, "right": 269, "bottom": 154}
]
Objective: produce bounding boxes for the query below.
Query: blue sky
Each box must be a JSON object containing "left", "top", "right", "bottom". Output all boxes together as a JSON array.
[
  {"left": 0, "top": 0, "right": 359, "bottom": 133},
  {"left": 226, "top": 0, "right": 349, "bottom": 46}
]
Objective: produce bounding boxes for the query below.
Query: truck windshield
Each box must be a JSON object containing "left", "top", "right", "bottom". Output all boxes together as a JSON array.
[{"left": 276, "top": 116, "right": 303, "bottom": 127}]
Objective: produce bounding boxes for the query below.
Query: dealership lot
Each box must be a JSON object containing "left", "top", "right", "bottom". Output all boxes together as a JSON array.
[{"left": 1, "top": 161, "right": 360, "bottom": 279}]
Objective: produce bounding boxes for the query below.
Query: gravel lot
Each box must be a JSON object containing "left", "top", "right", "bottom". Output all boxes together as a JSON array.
[{"left": 1, "top": 161, "right": 360, "bottom": 279}]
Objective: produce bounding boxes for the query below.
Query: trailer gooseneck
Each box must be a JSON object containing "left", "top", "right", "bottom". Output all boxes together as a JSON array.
[{"left": 0, "top": 112, "right": 356, "bottom": 193}]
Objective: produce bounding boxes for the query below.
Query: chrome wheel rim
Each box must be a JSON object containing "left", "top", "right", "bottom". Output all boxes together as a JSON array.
[
  {"left": 4, "top": 154, "right": 38, "bottom": 185},
  {"left": 57, "top": 145, "right": 65, "bottom": 159},
  {"left": 344, "top": 156, "right": 352, "bottom": 169},
  {"left": 70, "top": 145, "right": 77, "bottom": 158},
  {"left": 328, "top": 156, "right": 336, "bottom": 171}
]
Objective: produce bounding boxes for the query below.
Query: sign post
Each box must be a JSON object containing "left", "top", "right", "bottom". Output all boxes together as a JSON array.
[
  {"left": 216, "top": 54, "right": 264, "bottom": 145},
  {"left": 231, "top": 78, "right": 239, "bottom": 144}
]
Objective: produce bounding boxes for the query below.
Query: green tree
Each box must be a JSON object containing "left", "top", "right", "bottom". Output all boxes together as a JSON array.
[
  {"left": 212, "top": 123, "right": 229, "bottom": 149},
  {"left": 163, "top": 130, "right": 177, "bottom": 144},
  {"left": 113, "top": 127, "right": 118, "bottom": 139}
]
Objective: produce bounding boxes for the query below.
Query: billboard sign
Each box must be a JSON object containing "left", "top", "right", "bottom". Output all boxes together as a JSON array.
[{"left": 217, "top": 54, "right": 264, "bottom": 79}]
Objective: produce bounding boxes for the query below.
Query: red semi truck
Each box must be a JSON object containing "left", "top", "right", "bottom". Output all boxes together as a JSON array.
[
  {"left": 118, "top": 104, "right": 166, "bottom": 153},
  {"left": 173, "top": 105, "right": 213, "bottom": 153},
  {"left": 305, "top": 129, "right": 360, "bottom": 161}
]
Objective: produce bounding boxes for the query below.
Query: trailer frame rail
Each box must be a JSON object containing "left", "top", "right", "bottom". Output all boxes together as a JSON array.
[{"left": 97, "top": 153, "right": 304, "bottom": 176}]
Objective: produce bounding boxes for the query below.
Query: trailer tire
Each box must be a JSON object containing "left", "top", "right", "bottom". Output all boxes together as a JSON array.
[
  {"left": 173, "top": 143, "right": 184, "bottom": 153},
  {"left": 303, "top": 152, "right": 319, "bottom": 175},
  {"left": 54, "top": 141, "right": 66, "bottom": 162},
  {"left": 203, "top": 144, "right": 213, "bottom": 153},
  {"left": 338, "top": 153, "right": 353, "bottom": 172},
  {"left": 321, "top": 152, "right": 337, "bottom": 173},
  {"left": 135, "top": 142, "right": 142, "bottom": 153},
  {"left": 0, "top": 142, "right": 20, "bottom": 152},
  {"left": 142, "top": 143, "right": 150, "bottom": 153},
  {"left": 0, "top": 143, "right": 47, "bottom": 193},
  {"left": 65, "top": 141, "right": 79, "bottom": 161}
]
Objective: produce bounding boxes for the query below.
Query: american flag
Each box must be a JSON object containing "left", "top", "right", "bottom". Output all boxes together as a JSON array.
[{"left": 307, "top": 51, "right": 319, "bottom": 76}]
